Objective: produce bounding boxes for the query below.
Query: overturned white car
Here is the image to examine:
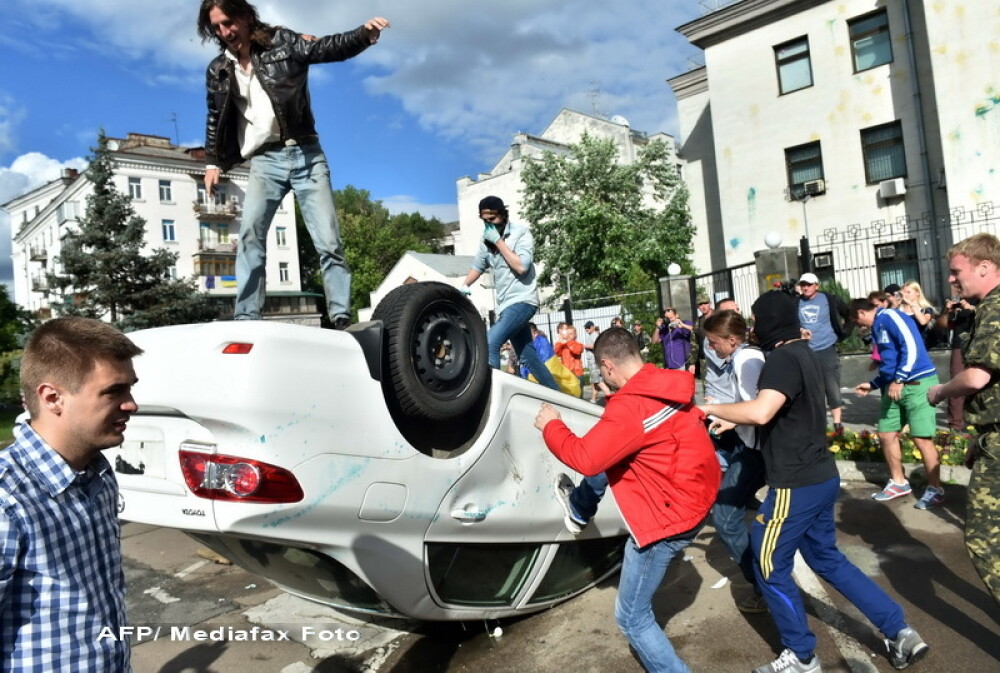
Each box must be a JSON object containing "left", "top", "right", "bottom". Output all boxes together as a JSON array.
[{"left": 112, "top": 282, "right": 626, "bottom": 621}]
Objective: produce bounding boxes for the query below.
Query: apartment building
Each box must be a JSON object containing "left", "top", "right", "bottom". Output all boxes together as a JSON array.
[
  {"left": 670, "top": 0, "right": 999, "bottom": 301},
  {"left": 5, "top": 133, "right": 314, "bottom": 321}
]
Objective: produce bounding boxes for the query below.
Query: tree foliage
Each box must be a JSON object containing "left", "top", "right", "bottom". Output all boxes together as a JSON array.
[
  {"left": 521, "top": 133, "right": 693, "bottom": 304},
  {"left": 48, "top": 131, "right": 220, "bottom": 330},
  {"left": 296, "top": 185, "right": 446, "bottom": 321}
]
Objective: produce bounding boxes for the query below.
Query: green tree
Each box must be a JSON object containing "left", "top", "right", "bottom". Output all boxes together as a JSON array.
[
  {"left": 296, "top": 185, "right": 446, "bottom": 322},
  {"left": 48, "top": 132, "right": 220, "bottom": 330},
  {"left": 521, "top": 133, "right": 693, "bottom": 304}
]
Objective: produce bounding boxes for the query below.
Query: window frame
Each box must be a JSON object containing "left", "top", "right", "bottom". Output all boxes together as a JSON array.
[
  {"left": 774, "top": 36, "right": 813, "bottom": 95},
  {"left": 848, "top": 9, "right": 893, "bottom": 73},
  {"left": 158, "top": 179, "right": 173, "bottom": 203},
  {"left": 860, "top": 121, "right": 907, "bottom": 184},
  {"left": 784, "top": 140, "right": 825, "bottom": 200},
  {"left": 161, "top": 219, "right": 176, "bottom": 242},
  {"left": 128, "top": 177, "right": 143, "bottom": 200},
  {"left": 275, "top": 226, "right": 288, "bottom": 247}
]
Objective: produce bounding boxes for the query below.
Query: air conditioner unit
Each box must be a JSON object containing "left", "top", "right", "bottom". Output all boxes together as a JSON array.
[
  {"left": 879, "top": 177, "right": 906, "bottom": 198},
  {"left": 803, "top": 179, "right": 826, "bottom": 196},
  {"left": 814, "top": 253, "right": 833, "bottom": 269},
  {"left": 876, "top": 245, "right": 896, "bottom": 260}
]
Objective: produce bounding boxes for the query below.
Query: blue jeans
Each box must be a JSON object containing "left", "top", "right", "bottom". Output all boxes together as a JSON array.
[
  {"left": 570, "top": 473, "right": 609, "bottom": 522},
  {"left": 236, "top": 141, "right": 350, "bottom": 320},
  {"left": 711, "top": 438, "right": 766, "bottom": 586},
  {"left": 752, "top": 477, "right": 906, "bottom": 661},
  {"left": 488, "top": 302, "right": 559, "bottom": 390},
  {"left": 615, "top": 533, "right": 697, "bottom": 673}
]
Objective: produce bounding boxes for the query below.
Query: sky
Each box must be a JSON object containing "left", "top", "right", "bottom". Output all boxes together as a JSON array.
[{"left": 0, "top": 0, "right": 707, "bottom": 291}]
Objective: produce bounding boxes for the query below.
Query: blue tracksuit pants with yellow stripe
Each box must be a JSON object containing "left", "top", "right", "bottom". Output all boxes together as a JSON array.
[{"left": 752, "top": 475, "right": 907, "bottom": 660}]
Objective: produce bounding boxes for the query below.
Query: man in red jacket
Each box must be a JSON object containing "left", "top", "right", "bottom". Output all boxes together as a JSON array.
[{"left": 535, "top": 327, "right": 720, "bottom": 673}]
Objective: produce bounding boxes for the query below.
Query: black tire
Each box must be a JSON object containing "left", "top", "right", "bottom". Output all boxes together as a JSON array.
[{"left": 373, "top": 282, "right": 490, "bottom": 422}]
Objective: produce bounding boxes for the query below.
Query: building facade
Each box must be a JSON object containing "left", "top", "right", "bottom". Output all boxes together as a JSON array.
[
  {"left": 454, "top": 108, "right": 678, "bottom": 257},
  {"left": 670, "top": 0, "right": 999, "bottom": 303},
  {"left": 5, "top": 133, "right": 312, "bottom": 320}
]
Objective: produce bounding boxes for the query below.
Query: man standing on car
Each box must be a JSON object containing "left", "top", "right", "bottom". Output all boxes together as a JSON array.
[
  {"left": 462, "top": 196, "right": 559, "bottom": 391},
  {"left": 796, "top": 273, "right": 850, "bottom": 431},
  {"left": 0, "top": 317, "right": 143, "bottom": 671},
  {"left": 197, "top": 0, "right": 389, "bottom": 329},
  {"left": 928, "top": 233, "right": 1000, "bottom": 605},
  {"left": 536, "top": 327, "right": 719, "bottom": 672}
]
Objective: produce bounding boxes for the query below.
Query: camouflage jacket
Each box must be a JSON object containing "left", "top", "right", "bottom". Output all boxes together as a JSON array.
[{"left": 963, "top": 284, "right": 1000, "bottom": 427}]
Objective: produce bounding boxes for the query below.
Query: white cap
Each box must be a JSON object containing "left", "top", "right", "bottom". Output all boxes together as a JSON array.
[{"left": 797, "top": 272, "right": 820, "bottom": 285}]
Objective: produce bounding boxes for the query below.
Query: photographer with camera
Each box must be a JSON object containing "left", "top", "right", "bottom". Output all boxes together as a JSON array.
[{"left": 655, "top": 307, "right": 693, "bottom": 370}]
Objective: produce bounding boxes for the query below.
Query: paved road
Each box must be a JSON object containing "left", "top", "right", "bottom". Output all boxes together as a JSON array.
[{"left": 123, "top": 387, "right": 999, "bottom": 672}]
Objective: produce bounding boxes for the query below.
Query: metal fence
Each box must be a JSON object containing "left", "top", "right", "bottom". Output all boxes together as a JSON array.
[
  {"left": 532, "top": 201, "right": 998, "bottom": 331},
  {"left": 811, "top": 201, "right": 998, "bottom": 305}
]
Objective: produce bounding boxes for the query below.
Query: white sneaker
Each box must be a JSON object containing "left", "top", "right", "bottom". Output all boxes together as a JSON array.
[
  {"left": 753, "top": 648, "right": 822, "bottom": 673},
  {"left": 553, "top": 474, "right": 586, "bottom": 535}
]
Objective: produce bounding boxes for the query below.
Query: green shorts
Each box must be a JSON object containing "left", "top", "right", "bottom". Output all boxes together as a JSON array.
[{"left": 877, "top": 375, "right": 939, "bottom": 437}]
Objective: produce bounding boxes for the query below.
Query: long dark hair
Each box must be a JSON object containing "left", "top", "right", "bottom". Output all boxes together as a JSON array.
[{"left": 197, "top": 0, "right": 275, "bottom": 49}]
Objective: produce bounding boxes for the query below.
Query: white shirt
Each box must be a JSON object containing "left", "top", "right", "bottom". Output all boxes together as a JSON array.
[{"left": 225, "top": 51, "right": 280, "bottom": 160}]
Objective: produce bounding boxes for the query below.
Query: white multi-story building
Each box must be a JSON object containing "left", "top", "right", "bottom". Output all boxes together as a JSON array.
[
  {"left": 670, "top": 0, "right": 999, "bottom": 301},
  {"left": 5, "top": 133, "right": 314, "bottom": 321}
]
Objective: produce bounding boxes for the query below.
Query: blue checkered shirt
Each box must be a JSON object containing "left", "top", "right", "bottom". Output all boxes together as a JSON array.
[{"left": 0, "top": 422, "right": 130, "bottom": 672}]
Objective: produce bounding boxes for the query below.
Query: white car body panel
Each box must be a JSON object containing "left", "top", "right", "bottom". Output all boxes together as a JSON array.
[{"left": 112, "top": 320, "right": 627, "bottom": 620}]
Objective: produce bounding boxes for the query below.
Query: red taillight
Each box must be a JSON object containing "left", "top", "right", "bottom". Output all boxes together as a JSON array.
[
  {"left": 179, "top": 450, "right": 303, "bottom": 503},
  {"left": 222, "top": 343, "right": 254, "bottom": 354}
]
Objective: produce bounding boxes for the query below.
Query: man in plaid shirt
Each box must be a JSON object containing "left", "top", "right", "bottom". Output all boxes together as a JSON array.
[{"left": 0, "top": 317, "right": 142, "bottom": 672}]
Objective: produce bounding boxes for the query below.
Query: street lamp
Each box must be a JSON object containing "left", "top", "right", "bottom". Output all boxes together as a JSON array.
[{"left": 667, "top": 262, "right": 681, "bottom": 276}]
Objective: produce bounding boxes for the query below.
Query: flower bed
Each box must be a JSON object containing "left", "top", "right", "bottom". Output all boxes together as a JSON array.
[{"left": 827, "top": 427, "right": 969, "bottom": 467}]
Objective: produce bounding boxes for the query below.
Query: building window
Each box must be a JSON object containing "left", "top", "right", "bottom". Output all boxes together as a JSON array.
[
  {"left": 158, "top": 180, "right": 173, "bottom": 203},
  {"left": 195, "top": 255, "right": 235, "bottom": 277},
  {"left": 165, "top": 266, "right": 178, "bottom": 280},
  {"left": 279, "top": 262, "right": 290, "bottom": 283},
  {"left": 216, "top": 224, "right": 229, "bottom": 244},
  {"left": 214, "top": 185, "right": 226, "bottom": 205},
  {"left": 276, "top": 226, "right": 287, "bottom": 247},
  {"left": 785, "top": 141, "right": 824, "bottom": 200},
  {"left": 128, "top": 177, "right": 142, "bottom": 200},
  {"left": 849, "top": 9, "right": 892, "bottom": 73},
  {"left": 861, "top": 121, "right": 906, "bottom": 184},
  {"left": 774, "top": 37, "right": 812, "bottom": 94},
  {"left": 162, "top": 219, "right": 176, "bottom": 242}
]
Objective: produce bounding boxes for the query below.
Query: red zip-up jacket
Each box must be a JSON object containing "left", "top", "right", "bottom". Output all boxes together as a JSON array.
[{"left": 543, "top": 363, "right": 720, "bottom": 547}]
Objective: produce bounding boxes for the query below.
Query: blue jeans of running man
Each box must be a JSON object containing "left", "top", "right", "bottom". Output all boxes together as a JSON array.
[
  {"left": 615, "top": 529, "right": 700, "bottom": 673},
  {"left": 487, "top": 302, "right": 559, "bottom": 391},
  {"left": 236, "top": 141, "right": 350, "bottom": 321},
  {"left": 752, "top": 476, "right": 907, "bottom": 661},
  {"left": 570, "top": 472, "right": 609, "bottom": 522},
  {"left": 711, "top": 438, "right": 766, "bottom": 585}
]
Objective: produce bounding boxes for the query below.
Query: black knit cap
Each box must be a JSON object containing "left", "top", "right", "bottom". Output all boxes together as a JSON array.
[
  {"left": 479, "top": 196, "right": 506, "bottom": 213},
  {"left": 751, "top": 290, "right": 802, "bottom": 351}
]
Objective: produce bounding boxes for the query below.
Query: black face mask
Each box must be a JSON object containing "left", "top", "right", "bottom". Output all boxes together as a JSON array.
[{"left": 751, "top": 291, "right": 802, "bottom": 351}]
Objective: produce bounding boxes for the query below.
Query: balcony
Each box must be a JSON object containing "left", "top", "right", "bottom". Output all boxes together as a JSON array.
[
  {"left": 196, "top": 240, "right": 238, "bottom": 255},
  {"left": 193, "top": 199, "right": 240, "bottom": 221},
  {"left": 31, "top": 275, "right": 49, "bottom": 292},
  {"left": 29, "top": 245, "right": 48, "bottom": 261}
]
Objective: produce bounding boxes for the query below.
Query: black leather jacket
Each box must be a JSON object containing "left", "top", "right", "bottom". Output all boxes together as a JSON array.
[{"left": 204, "top": 25, "right": 372, "bottom": 171}]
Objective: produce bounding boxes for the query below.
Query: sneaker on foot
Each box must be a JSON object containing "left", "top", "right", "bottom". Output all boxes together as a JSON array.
[
  {"left": 737, "top": 592, "right": 769, "bottom": 614},
  {"left": 833, "top": 423, "right": 844, "bottom": 433},
  {"left": 885, "top": 627, "right": 929, "bottom": 669},
  {"left": 553, "top": 474, "right": 587, "bottom": 535},
  {"left": 872, "top": 480, "right": 912, "bottom": 502},
  {"left": 332, "top": 315, "right": 351, "bottom": 330},
  {"left": 753, "top": 648, "right": 822, "bottom": 673},
  {"left": 914, "top": 485, "right": 945, "bottom": 510}
]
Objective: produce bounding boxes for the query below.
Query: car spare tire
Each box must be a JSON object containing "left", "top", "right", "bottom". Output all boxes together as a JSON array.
[{"left": 373, "top": 282, "right": 490, "bottom": 422}]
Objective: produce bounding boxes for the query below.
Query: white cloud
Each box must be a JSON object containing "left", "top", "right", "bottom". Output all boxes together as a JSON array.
[{"left": 5, "top": 0, "right": 703, "bottom": 156}]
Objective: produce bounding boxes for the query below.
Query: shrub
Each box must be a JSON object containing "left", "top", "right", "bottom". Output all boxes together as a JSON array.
[{"left": 826, "top": 426, "right": 968, "bottom": 466}]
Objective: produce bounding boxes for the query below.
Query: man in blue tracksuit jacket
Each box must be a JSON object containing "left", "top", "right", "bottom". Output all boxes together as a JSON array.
[{"left": 850, "top": 298, "right": 945, "bottom": 509}]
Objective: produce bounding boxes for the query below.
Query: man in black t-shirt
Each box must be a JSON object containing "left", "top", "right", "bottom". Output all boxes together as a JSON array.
[{"left": 700, "top": 291, "right": 929, "bottom": 673}]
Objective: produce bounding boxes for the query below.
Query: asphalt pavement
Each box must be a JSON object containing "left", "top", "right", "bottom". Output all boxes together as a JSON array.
[{"left": 123, "top": 388, "right": 1000, "bottom": 672}]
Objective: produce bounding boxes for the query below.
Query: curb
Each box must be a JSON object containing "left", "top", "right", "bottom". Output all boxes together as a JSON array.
[{"left": 835, "top": 460, "right": 971, "bottom": 486}]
